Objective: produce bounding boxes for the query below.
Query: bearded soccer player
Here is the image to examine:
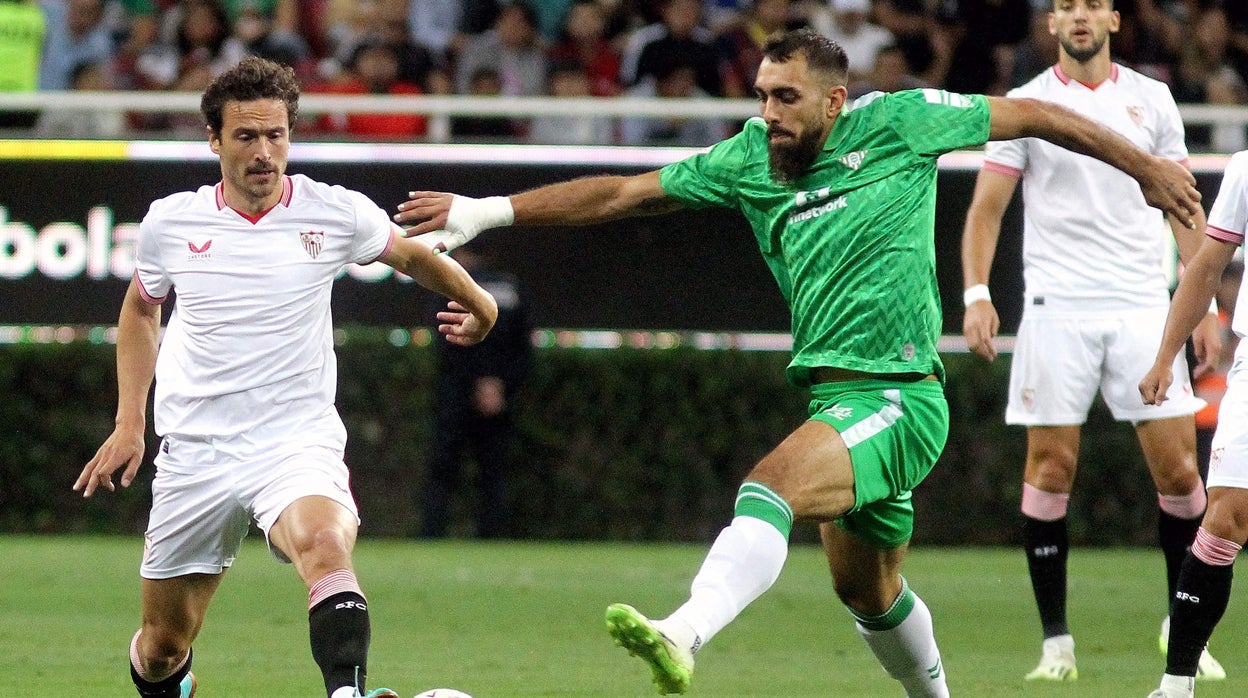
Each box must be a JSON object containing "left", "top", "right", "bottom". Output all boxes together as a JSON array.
[
  {"left": 74, "top": 57, "right": 497, "bottom": 698},
  {"left": 395, "top": 29, "right": 1203, "bottom": 696},
  {"left": 961, "top": 0, "right": 1224, "bottom": 682}
]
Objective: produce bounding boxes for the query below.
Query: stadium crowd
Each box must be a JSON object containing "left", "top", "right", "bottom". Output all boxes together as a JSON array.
[{"left": 10, "top": 0, "right": 1248, "bottom": 147}]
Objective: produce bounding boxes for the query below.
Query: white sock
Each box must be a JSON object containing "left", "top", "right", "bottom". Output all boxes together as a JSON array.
[
  {"left": 664, "top": 516, "right": 788, "bottom": 650},
  {"left": 856, "top": 590, "right": 949, "bottom": 698},
  {"left": 329, "top": 687, "right": 356, "bottom": 698}
]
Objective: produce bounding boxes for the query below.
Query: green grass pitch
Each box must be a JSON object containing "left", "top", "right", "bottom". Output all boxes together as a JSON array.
[{"left": 1, "top": 536, "right": 1243, "bottom": 697}]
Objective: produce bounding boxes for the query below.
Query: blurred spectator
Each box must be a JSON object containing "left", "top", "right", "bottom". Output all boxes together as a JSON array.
[
  {"left": 35, "top": 59, "right": 127, "bottom": 136},
  {"left": 309, "top": 37, "right": 428, "bottom": 139},
  {"left": 547, "top": 0, "right": 623, "bottom": 96},
  {"left": 455, "top": 1, "right": 548, "bottom": 96},
  {"left": 528, "top": 57, "right": 615, "bottom": 143},
  {"left": 39, "top": 0, "right": 116, "bottom": 91},
  {"left": 222, "top": 2, "right": 310, "bottom": 75},
  {"left": 716, "top": 0, "right": 803, "bottom": 98},
  {"left": 935, "top": 0, "right": 1030, "bottom": 95},
  {"left": 452, "top": 67, "right": 525, "bottom": 140},
  {"left": 619, "top": 58, "right": 727, "bottom": 146},
  {"left": 135, "top": 0, "right": 238, "bottom": 92},
  {"left": 848, "top": 42, "right": 926, "bottom": 97},
  {"left": 872, "top": 0, "right": 938, "bottom": 79},
  {"left": 408, "top": 0, "right": 462, "bottom": 61},
  {"left": 527, "top": 0, "right": 575, "bottom": 43},
  {"left": 619, "top": 0, "right": 723, "bottom": 95},
  {"left": 101, "top": 0, "right": 158, "bottom": 88},
  {"left": 1171, "top": 6, "right": 1247, "bottom": 152},
  {"left": 1227, "top": 1, "right": 1248, "bottom": 86},
  {"left": 1009, "top": 5, "right": 1057, "bottom": 88},
  {"left": 0, "top": 0, "right": 45, "bottom": 129},
  {"left": 807, "top": 0, "right": 895, "bottom": 84}
]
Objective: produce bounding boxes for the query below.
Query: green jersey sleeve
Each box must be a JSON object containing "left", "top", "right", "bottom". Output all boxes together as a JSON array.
[
  {"left": 658, "top": 122, "right": 760, "bottom": 209},
  {"left": 881, "top": 89, "right": 991, "bottom": 157}
]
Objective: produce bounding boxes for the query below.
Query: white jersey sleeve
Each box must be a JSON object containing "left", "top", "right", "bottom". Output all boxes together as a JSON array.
[
  {"left": 1210, "top": 152, "right": 1248, "bottom": 336},
  {"left": 134, "top": 193, "right": 196, "bottom": 303},
  {"left": 1151, "top": 81, "right": 1189, "bottom": 164},
  {"left": 344, "top": 188, "right": 393, "bottom": 265}
]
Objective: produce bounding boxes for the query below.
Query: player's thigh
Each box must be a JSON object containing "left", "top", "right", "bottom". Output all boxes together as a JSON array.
[
  {"left": 819, "top": 521, "right": 908, "bottom": 614},
  {"left": 1204, "top": 487, "right": 1248, "bottom": 542},
  {"left": 244, "top": 444, "right": 360, "bottom": 566},
  {"left": 267, "top": 494, "right": 360, "bottom": 579},
  {"left": 1102, "top": 306, "right": 1204, "bottom": 421},
  {"left": 140, "top": 572, "right": 226, "bottom": 647},
  {"left": 1006, "top": 313, "right": 1103, "bottom": 426},
  {"left": 747, "top": 419, "right": 856, "bottom": 521}
]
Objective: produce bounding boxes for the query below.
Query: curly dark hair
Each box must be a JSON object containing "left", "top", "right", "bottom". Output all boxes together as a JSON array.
[
  {"left": 762, "top": 29, "right": 849, "bottom": 87},
  {"left": 200, "top": 56, "right": 300, "bottom": 135}
]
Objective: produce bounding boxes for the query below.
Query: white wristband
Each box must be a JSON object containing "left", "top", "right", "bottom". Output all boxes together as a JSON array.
[{"left": 963, "top": 284, "right": 991, "bottom": 307}]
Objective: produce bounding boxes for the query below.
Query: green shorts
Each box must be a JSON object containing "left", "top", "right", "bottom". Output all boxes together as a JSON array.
[{"left": 808, "top": 378, "right": 948, "bottom": 549}]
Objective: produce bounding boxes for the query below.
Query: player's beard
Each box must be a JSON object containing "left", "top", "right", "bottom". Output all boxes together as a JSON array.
[
  {"left": 768, "top": 126, "right": 824, "bottom": 185},
  {"left": 1059, "top": 31, "right": 1108, "bottom": 64}
]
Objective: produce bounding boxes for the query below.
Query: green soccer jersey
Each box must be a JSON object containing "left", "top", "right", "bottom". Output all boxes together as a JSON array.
[{"left": 659, "top": 89, "right": 991, "bottom": 386}]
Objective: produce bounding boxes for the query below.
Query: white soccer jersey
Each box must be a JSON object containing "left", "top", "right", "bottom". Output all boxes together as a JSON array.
[
  {"left": 984, "top": 63, "right": 1189, "bottom": 309},
  {"left": 135, "top": 174, "right": 393, "bottom": 442},
  {"left": 1208, "top": 151, "right": 1248, "bottom": 336}
]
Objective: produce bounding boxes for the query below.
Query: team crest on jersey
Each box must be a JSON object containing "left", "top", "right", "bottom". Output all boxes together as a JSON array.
[
  {"left": 1126, "top": 105, "right": 1145, "bottom": 126},
  {"left": 839, "top": 150, "right": 868, "bottom": 171},
  {"left": 300, "top": 231, "right": 325, "bottom": 259},
  {"left": 187, "top": 239, "right": 212, "bottom": 260},
  {"left": 1210, "top": 447, "right": 1223, "bottom": 472}
]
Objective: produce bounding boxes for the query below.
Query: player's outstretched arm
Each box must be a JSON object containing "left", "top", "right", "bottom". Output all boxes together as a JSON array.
[
  {"left": 379, "top": 229, "right": 498, "bottom": 346},
  {"left": 985, "top": 96, "right": 1202, "bottom": 229},
  {"left": 392, "top": 171, "right": 681, "bottom": 254},
  {"left": 1140, "top": 237, "right": 1238, "bottom": 405},
  {"left": 961, "top": 168, "right": 1018, "bottom": 362},
  {"left": 74, "top": 280, "right": 160, "bottom": 497}
]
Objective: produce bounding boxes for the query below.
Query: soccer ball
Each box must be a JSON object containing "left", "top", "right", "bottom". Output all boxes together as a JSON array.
[{"left": 413, "top": 690, "right": 473, "bottom": 698}]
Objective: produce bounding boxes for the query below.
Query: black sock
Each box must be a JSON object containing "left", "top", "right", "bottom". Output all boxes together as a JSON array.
[
  {"left": 1166, "top": 555, "right": 1233, "bottom": 677},
  {"left": 130, "top": 647, "right": 192, "bottom": 698},
  {"left": 309, "top": 591, "right": 371, "bottom": 696},
  {"left": 1158, "top": 508, "right": 1202, "bottom": 600},
  {"left": 1024, "top": 516, "right": 1069, "bottom": 638}
]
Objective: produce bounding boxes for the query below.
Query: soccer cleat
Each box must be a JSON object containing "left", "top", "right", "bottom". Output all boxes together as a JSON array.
[
  {"left": 1024, "top": 636, "right": 1077, "bottom": 682},
  {"left": 1160, "top": 616, "right": 1227, "bottom": 681},
  {"left": 605, "top": 603, "right": 694, "bottom": 695},
  {"left": 357, "top": 690, "right": 399, "bottom": 698},
  {"left": 179, "top": 672, "right": 196, "bottom": 698},
  {"left": 1148, "top": 674, "right": 1196, "bottom": 698}
]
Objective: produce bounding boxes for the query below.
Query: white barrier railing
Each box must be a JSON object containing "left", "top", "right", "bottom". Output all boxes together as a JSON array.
[{"left": 1, "top": 92, "right": 1246, "bottom": 140}]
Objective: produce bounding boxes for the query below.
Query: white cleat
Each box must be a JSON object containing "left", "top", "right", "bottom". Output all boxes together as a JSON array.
[
  {"left": 1024, "top": 635, "right": 1077, "bottom": 682},
  {"left": 1148, "top": 673, "right": 1195, "bottom": 698}
]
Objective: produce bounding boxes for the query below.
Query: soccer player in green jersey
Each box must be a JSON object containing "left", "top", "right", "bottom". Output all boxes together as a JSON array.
[{"left": 394, "top": 29, "right": 1203, "bottom": 697}]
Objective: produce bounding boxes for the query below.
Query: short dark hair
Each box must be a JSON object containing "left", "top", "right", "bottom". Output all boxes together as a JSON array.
[
  {"left": 762, "top": 29, "right": 850, "bottom": 86},
  {"left": 200, "top": 56, "right": 300, "bottom": 136}
]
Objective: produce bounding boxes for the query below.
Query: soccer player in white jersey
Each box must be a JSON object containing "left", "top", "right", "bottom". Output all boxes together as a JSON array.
[
  {"left": 393, "top": 28, "right": 1205, "bottom": 698},
  {"left": 961, "top": 0, "right": 1226, "bottom": 683},
  {"left": 72, "top": 57, "right": 498, "bottom": 698},
  {"left": 1141, "top": 149, "right": 1248, "bottom": 698}
]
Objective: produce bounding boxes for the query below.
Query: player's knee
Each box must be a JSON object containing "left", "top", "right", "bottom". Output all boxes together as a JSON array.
[
  {"left": 831, "top": 573, "right": 898, "bottom": 616},
  {"left": 295, "top": 527, "right": 354, "bottom": 571},
  {"left": 138, "top": 631, "right": 190, "bottom": 678},
  {"left": 1024, "top": 452, "right": 1076, "bottom": 491}
]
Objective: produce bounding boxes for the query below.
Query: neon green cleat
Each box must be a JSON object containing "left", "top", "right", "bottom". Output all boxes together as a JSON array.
[
  {"left": 605, "top": 603, "right": 694, "bottom": 695},
  {"left": 1024, "top": 636, "right": 1077, "bottom": 682},
  {"left": 1160, "top": 616, "right": 1226, "bottom": 681}
]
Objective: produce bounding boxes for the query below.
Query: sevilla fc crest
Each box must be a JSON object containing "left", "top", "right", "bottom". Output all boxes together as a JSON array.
[{"left": 300, "top": 230, "right": 325, "bottom": 259}]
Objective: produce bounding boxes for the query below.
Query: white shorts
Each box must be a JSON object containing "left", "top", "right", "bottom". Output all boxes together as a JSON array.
[
  {"left": 141, "top": 434, "right": 359, "bottom": 579},
  {"left": 1006, "top": 304, "right": 1205, "bottom": 426},
  {"left": 1208, "top": 349, "right": 1248, "bottom": 490}
]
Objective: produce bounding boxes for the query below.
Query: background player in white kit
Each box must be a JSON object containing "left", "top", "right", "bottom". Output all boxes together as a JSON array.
[
  {"left": 72, "top": 57, "right": 498, "bottom": 698},
  {"left": 1141, "top": 150, "right": 1248, "bottom": 698},
  {"left": 960, "top": 0, "right": 1225, "bottom": 683}
]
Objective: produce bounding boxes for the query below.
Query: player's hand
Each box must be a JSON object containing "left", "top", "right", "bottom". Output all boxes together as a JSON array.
[
  {"left": 1139, "top": 362, "right": 1175, "bottom": 406},
  {"left": 1189, "top": 312, "right": 1223, "bottom": 379},
  {"left": 1140, "top": 157, "right": 1202, "bottom": 230},
  {"left": 395, "top": 193, "right": 514, "bottom": 254},
  {"left": 74, "top": 425, "right": 146, "bottom": 497},
  {"left": 962, "top": 299, "right": 1000, "bottom": 362},
  {"left": 438, "top": 299, "right": 497, "bottom": 346}
]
